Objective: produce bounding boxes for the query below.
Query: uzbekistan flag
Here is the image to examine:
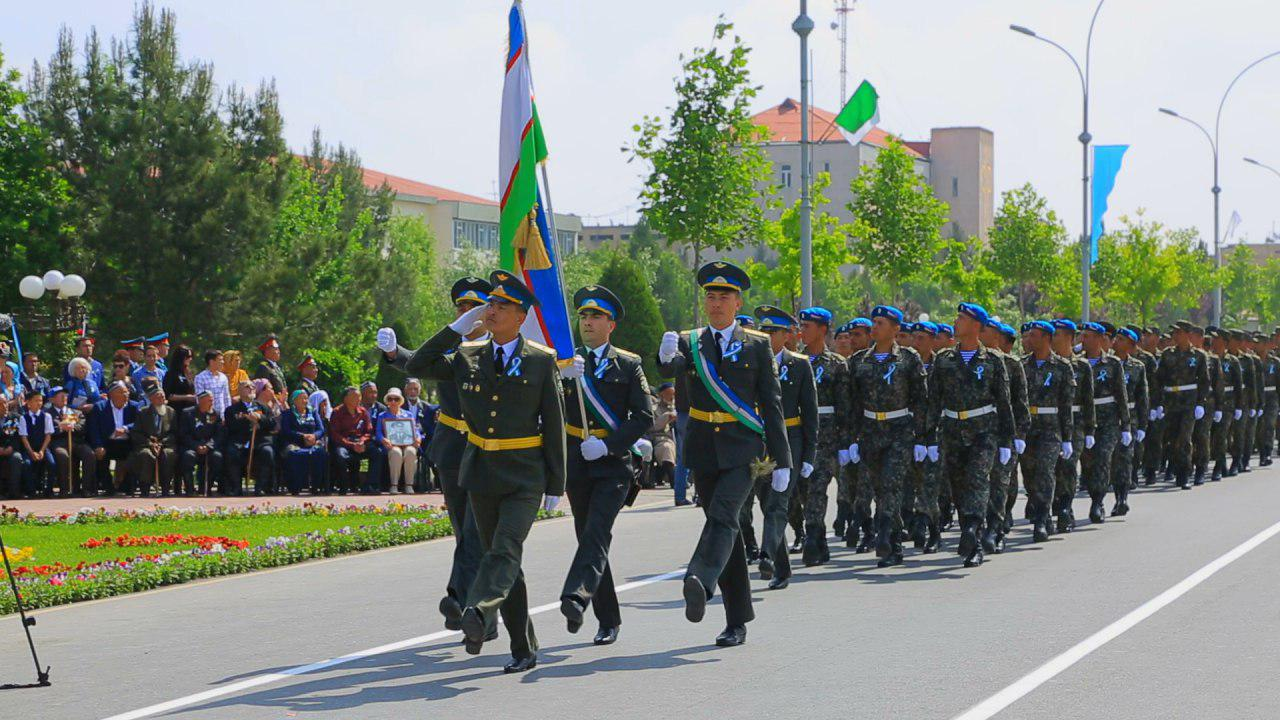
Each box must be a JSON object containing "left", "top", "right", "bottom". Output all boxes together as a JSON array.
[{"left": 500, "top": 1, "right": 573, "bottom": 360}]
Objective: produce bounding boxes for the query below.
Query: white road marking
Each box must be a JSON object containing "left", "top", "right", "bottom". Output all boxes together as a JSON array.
[
  {"left": 952, "top": 517, "right": 1280, "bottom": 720},
  {"left": 100, "top": 568, "right": 685, "bottom": 720}
]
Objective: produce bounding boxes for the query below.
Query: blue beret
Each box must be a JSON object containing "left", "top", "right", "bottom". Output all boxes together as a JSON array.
[
  {"left": 937, "top": 323, "right": 954, "bottom": 336},
  {"left": 1117, "top": 327, "right": 1139, "bottom": 343},
  {"left": 1026, "top": 320, "right": 1056, "bottom": 336},
  {"left": 913, "top": 321, "right": 939, "bottom": 336},
  {"left": 1052, "top": 319, "right": 1078, "bottom": 333},
  {"left": 798, "top": 307, "right": 833, "bottom": 326},
  {"left": 957, "top": 302, "right": 989, "bottom": 325},
  {"left": 870, "top": 305, "right": 904, "bottom": 324},
  {"left": 1081, "top": 321, "right": 1106, "bottom": 334},
  {"left": 735, "top": 314, "right": 756, "bottom": 328},
  {"left": 849, "top": 317, "right": 872, "bottom": 329},
  {"left": 998, "top": 322, "right": 1017, "bottom": 340}
]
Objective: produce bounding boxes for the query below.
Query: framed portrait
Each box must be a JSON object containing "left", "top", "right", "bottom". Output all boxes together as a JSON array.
[{"left": 383, "top": 417, "right": 416, "bottom": 447}]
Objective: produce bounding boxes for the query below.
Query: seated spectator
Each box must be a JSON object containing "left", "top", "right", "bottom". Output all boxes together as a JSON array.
[
  {"left": 179, "top": 390, "right": 225, "bottom": 496},
  {"left": 376, "top": 388, "right": 420, "bottom": 495},
  {"left": 17, "top": 391, "right": 55, "bottom": 497},
  {"left": 281, "top": 389, "right": 327, "bottom": 495},
  {"left": 163, "top": 345, "right": 197, "bottom": 414},
  {"left": 131, "top": 345, "right": 164, "bottom": 395},
  {"left": 47, "top": 387, "right": 96, "bottom": 497},
  {"left": 64, "top": 336, "right": 105, "bottom": 388},
  {"left": 107, "top": 350, "right": 144, "bottom": 404},
  {"left": 647, "top": 382, "right": 679, "bottom": 487},
  {"left": 0, "top": 401, "right": 20, "bottom": 499},
  {"left": 222, "top": 350, "right": 251, "bottom": 399},
  {"left": 329, "top": 386, "right": 375, "bottom": 494},
  {"left": 360, "top": 380, "right": 387, "bottom": 419},
  {"left": 130, "top": 386, "right": 178, "bottom": 497},
  {"left": 20, "top": 353, "right": 51, "bottom": 398},
  {"left": 0, "top": 362, "right": 20, "bottom": 409},
  {"left": 224, "top": 380, "right": 277, "bottom": 496},
  {"left": 308, "top": 390, "right": 332, "bottom": 421},
  {"left": 65, "top": 357, "right": 102, "bottom": 412},
  {"left": 194, "top": 349, "right": 231, "bottom": 416},
  {"left": 89, "top": 382, "right": 138, "bottom": 494},
  {"left": 402, "top": 378, "right": 437, "bottom": 492}
]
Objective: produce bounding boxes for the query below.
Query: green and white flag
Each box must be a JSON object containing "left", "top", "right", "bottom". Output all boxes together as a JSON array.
[{"left": 834, "top": 80, "right": 879, "bottom": 146}]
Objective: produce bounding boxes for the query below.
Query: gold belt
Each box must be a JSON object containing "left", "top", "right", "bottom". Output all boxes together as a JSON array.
[
  {"left": 689, "top": 407, "right": 738, "bottom": 424},
  {"left": 784, "top": 416, "right": 802, "bottom": 427},
  {"left": 437, "top": 411, "right": 469, "bottom": 434},
  {"left": 467, "top": 433, "right": 543, "bottom": 451},
  {"left": 566, "top": 424, "right": 609, "bottom": 439}
]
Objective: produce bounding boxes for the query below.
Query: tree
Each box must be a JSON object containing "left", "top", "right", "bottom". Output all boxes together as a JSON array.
[
  {"left": 847, "top": 139, "right": 950, "bottom": 302},
  {"left": 747, "top": 172, "right": 854, "bottom": 312},
  {"left": 1221, "top": 244, "right": 1262, "bottom": 326},
  {"left": 933, "top": 239, "right": 1003, "bottom": 312},
  {"left": 987, "top": 183, "right": 1068, "bottom": 317},
  {"left": 629, "top": 19, "right": 772, "bottom": 318},
  {"left": 1041, "top": 243, "right": 1084, "bottom": 320},
  {"left": 596, "top": 254, "right": 665, "bottom": 380},
  {"left": 1092, "top": 213, "right": 1213, "bottom": 326},
  {"left": 627, "top": 218, "right": 696, "bottom": 330},
  {"left": 0, "top": 47, "right": 73, "bottom": 312}
]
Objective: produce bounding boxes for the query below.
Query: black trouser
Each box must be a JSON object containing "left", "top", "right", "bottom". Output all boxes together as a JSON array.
[
  {"left": 333, "top": 446, "right": 376, "bottom": 493},
  {"left": 738, "top": 476, "right": 768, "bottom": 551},
  {"left": 562, "top": 467, "right": 630, "bottom": 629},
  {"left": 99, "top": 441, "right": 133, "bottom": 494},
  {"left": 467, "top": 487, "right": 541, "bottom": 660},
  {"left": 438, "top": 465, "right": 481, "bottom": 605},
  {"left": 225, "top": 443, "right": 273, "bottom": 495},
  {"left": 179, "top": 448, "right": 224, "bottom": 495},
  {"left": 760, "top": 464, "right": 797, "bottom": 580},
  {"left": 687, "top": 464, "right": 755, "bottom": 627}
]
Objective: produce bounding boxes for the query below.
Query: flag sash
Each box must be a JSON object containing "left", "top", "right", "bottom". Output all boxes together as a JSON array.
[
  {"left": 579, "top": 370, "right": 620, "bottom": 433},
  {"left": 689, "top": 332, "right": 765, "bottom": 436}
]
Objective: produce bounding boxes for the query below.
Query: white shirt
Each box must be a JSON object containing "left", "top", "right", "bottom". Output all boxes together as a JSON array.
[
  {"left": 194, "top": 369, "right": 232, "bottom": 415},
  {"left": 19, "top": 411, "right": 54, "bottom": 437},
  {"left": 707, "top": 320, "right": 739, "bottom": 355},
  {"left": 111, "top": 402, "right": 127, "bottom": 429},
  {"left": 492, "top": 337, "right": 520, "bottom": 370}
]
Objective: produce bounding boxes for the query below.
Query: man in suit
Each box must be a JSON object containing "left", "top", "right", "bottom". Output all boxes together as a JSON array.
[
  {"left": 130, "top": 386, "right": 179, "bottom": 497},
  {"left": 254, "top": 334, "right": 288, "bottom": 397},
  {"left": 179, "top": 390, "right": 226, "bottom": 495},
  {"left": 656, "top": 261, "right": 791, "bottom": 647},
  {"left": 89, "top": 382, "right": 139, "bottom": 495},
  {"left": 386, "top": 270, "right": 565, "bottom": 674},
  {"left": 556, "top": 285, "right": 653, "bottom": 646},
  {"left": 379, "top": 276, "right": 491, "bottom": 634}
]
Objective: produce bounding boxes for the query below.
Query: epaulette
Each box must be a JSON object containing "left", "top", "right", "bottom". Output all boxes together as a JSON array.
[
  {"left": 524, "top": 339, "right": 555, "bottom": 355},
  {"left": 613, "top": 347, "right": 640, "bottom": 361},
  {"left": 788, "top": 350, "right": 810, "bottom": 360},
  {"left": 459, "top": 339, "right": 488, "bottom": 349},
  {"left": 739, "top": 328, "right": 766, "bottom": 340}
]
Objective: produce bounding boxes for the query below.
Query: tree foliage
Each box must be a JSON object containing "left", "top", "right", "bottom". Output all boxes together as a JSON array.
[
  {"left": 987, "top": 183, "right": 1068, "bottom": 317},
  {"left": 596, "top": 253, "right": 665, "bottom": 380},
  {"left": 747, "top": 172, "right": 854, "bottom": 312}
]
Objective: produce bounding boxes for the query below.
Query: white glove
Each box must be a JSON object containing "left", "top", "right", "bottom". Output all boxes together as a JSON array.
[
  {"left": 1253, "top": 408, "right": 1262, "bottom": 418},
  {"left": 999, "top": 447, "right": 1012, "bottom": 465},
  {"left": 1193, "top": 405, "right": 1205, "bottom": 420},
  {"left": 770, "top": 468, "right": 791, "bottom": 492},
  {"left": 1235, "top": 409, "right": 1243, "bottom": 420},
  {"left": 1121, "top": 431, "right": 1132, "bottom": 447},
  {"left": 376, "top": 327, "right": 397, "bottom": 353},
  {"left": 1135, "top": 429, "right": 1146, "bottom": 443},
  {"left": 1061, "top": 441, "right": 1073, "bottom": 459},
  {"left": 927, "top": 445, "right": 939, "bottom": 462},
  {"left": 1149, "top": 409, "right": 1159, "bottom": 422},
  {"left": 1157, "top": 406, "right": 1166, "bottom": 419},
  {"left": 913, "top": 444, "right": 927, "bottom": 463},
  {"left": 1014, "top": 438, "right": 1026, "bottom": 455},
  {"left": 448, "top": 304, "right": 487, "bottom": 335},
  {"left": 847, "top": 443, "right": 861, "bottom": 464},
  {"left": 560, "top": 356, "right": 585, "bottom": 380},
  {"left": 542, "top": 494, "right": 561, "bottom": 512},
  {"left": 1213, "top": 410, "right": 1223, "bottom": 423},
  {"left": 1085, "top": 435, "right": 1095, "bottom": 449},
  {"left": 580, "top": 436, "right": 608, "bottom": 461},
  {"left": 658, "top": 331, "right": 680, "bottom": 363},
  {"left": 800, "top": 462, "right": 813, "bottom": 479},
  {"left": 633, "top": 438, "right": 653, "bottom": 461},
  {"left": 838, "top": 449, "right": 850, "bottom": 466}
]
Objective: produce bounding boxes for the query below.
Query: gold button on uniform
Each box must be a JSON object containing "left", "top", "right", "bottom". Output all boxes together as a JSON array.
[
  {"left": 488, "top": 427, "right": 495, "bottom": 433},
  {"left": 490, "top": 411, "right": 497, "bottom": 417},
  {"left": 492, "top": 395, "right": 499, "bottom": 401}
]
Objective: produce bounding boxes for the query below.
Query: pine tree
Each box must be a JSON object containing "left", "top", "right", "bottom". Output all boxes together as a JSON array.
[{"left": 596, "top": 253, "right": 664, "bottom": 381}]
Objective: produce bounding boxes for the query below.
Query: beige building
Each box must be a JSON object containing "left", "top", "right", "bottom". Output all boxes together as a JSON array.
[{"left": 360, "top": 166, "right": 583, "bottom": 259}]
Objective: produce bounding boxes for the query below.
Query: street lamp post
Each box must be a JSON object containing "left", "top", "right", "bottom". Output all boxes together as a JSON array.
[
  {"left": 1245, "top": 157, "right": 1280, "bottom": 182},
  {"left": 1158, "top": 50, "right": 1280, "bottom": 327},
  {"left": 794, "top": 1, "right": 815, "bottom": 309},
  {"left": 1010, "top": 0, "right": 1107, "bottom": 323}
]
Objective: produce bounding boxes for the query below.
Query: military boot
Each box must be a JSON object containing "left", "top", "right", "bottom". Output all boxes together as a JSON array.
[
  {"left": 960, "top": 516, "right": 984, "bottom": 567},
  {"left": 1212, "top": 461, "right": 1224, "bottom": 482},
  {"left": 1088, "top": 493, "right": 1105, "bottom": 524},
  {"left": 1176, "top": 471, "right": 1191, "bottom": 489},
  {"left": 1193, "top": 468, "right": 1205, "bottom": 486},
  {"left": 802, "top": 527, "right": 825, "bottom": 567},
  {"left": 1144, "top": 468, "right": 1156, "bottom": 486},
  {"left": 789, "top": 531, "right": 805, "bottom": 554},
  {"left": 909, "top": 512, "right": 928, "bottom": 549},
  {"left": 854, "top": 515, "right": 874, "bottom": 554},
  {"left": 832, "top": 502, "right": 849, "bottom": 539},
  {"left": 819, "top": 533, "right": 831, "bottom": 564},
  {"left": 873, "top": 515, "right": 892, "bottom": 559},
  {"left": 1032, "top": 506, "right": 1050, "bottom": 543},
  {"left": 923, "top": 521, "right": 941, "bottom": 553},
  {"left": 878, "top": 533, "right": 904, "bottom": 568},
  {"left": 981, "top": 511, "right": 999, "bottom": 554},
  {"left": 1110, "top": 486, "right": 1129, "bottom": 516}
]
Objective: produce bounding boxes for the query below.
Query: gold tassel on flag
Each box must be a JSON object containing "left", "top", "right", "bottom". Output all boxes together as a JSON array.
[{"left": 513, "top": 206, "right": 553, "bottom": 270}]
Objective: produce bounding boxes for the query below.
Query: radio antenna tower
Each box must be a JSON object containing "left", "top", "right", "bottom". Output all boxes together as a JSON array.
[{"left": 831, "top": 0, "right": 856, "bottom": 102}]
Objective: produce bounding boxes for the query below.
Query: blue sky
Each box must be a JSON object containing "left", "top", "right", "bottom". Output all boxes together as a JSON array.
[{"left": 7, "top": 0, "right": 1280, "bottom": 246}]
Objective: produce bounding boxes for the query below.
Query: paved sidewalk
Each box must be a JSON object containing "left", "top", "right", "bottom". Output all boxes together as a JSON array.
[{"left": 1, "top": 491, "right": 446, "bottom": 517}]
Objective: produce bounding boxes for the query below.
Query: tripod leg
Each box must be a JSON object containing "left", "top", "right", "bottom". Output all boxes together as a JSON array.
[{"left": 0, "top": 532, "right": 50, "bottom": 686}]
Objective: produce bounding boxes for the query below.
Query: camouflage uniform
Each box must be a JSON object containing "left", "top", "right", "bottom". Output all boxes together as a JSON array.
[
  {"left": 1055, "top": 356, "right": 1095, "bottom": 526},
  {"left": 1020, "top": 353, "right": 1075, "bottom": 537},
  {"left": 753, "top": 348, "right": 817, "bottom": 577},
  {"left": 802, "top": 346, "right": 852, "bottom": 558},
  {"left": 926, "top": 345, "right": 1014, "bottom": 558},
  {"left": 1213, "top": 352, "right": 1243, "bottom": 479},
  {"left": 1192, "top": 351, "right": 1223, "bottom": 481},
  {"left": 1079, "top": 353, "right": 1131, "bottom": 504},
  {"left": 1155, "top": 346, "right": 1211, "bottom": 486},
  {"left": 1111, "top": 354, "right": 1148, "bottom": 508},
  {"left": 848, "top": 343, "right": 928, "bottom": 561},
  {"left": 911, "top": 359, "right": 943, "bottom": 527},
  {"left": 1139, "top": 349, "right": 1163, "bottom": 484},
  {"left": 1258, "top": 352, "right": 1279, "bottom": 463},
  {"left": 987, "top": 350, "right": 1029, "bottom": 539}
]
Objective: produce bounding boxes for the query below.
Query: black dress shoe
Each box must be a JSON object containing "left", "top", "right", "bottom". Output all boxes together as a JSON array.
[
  {"left": 963, "top": 547, "right": 984, "bottom": 568},
  {"left": 923, "top": 523, "right": 941, "bottom": 554},
  {"left": 876, "top": 551, "right": 902, "bottom": 568},
  {"left": 460, "top": 607, "right": 486, "bottom": 655},
  {"left": 767, "top": 576, "right": 789, "bottom": 590},
  {"left": 504, "top": 655, "right": 538, "bottom": 674},
  {"left": 715, "top": 624, "right": 747, "bottom": 647},
  {"left": 594, "top": 626, "right": 619, "bottom": 645},
  {"left": 757, "top": 556, "right": 774, "bottom": 581},
  {"left": 683, "top": 575, "right": 707, "bottom": 623},
  {"left": 1032, "top": 520, "right": 1049, "bottom": 543},
  {"left": 439, "top": 596, "right": 463, "bottom": 631},
  {"left": 789, "top": 534, "right": 805, "bottom": 554},
  {"left": 675, "top": 499, "right": 693, "bottom": 507},
  {"left": 745, "top": 545, "right": 760, "bottom": 563},
  {"left": 1089, "top": 500, "right": 1105, "bottom": 524},
  {"left": 560, "top": 597, "right": 584, "bottom": 634}
]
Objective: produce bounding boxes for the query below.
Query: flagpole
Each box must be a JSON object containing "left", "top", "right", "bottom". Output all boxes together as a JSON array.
[{"left": 794, "top": 1, "right": 815, "bottom": 309}]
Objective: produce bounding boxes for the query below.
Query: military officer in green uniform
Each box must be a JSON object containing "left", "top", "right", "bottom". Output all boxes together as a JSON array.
[
  {"left": 1140, "top": 327, "right": 1166, "bottom": 484},
  {"left": 397, "top": 270, "right": 565, "bottom": 674},
  {"left": 752, "top": 305, "right": 816, "bottom": 589},
  {"left": 1155, "top": 321, "right": 1210, "bottom": 490},
  {"left": 795, "top": 306, "right": 850, "bottom": 567},
  {"left": 1110, "top": 327, "right": 1149, "bottom": 514},
  {"left": 657, "top": 261, "right": 791, "bottom": 647},
  {"left": 1209, "top": 329, "right": 1241, "bottom": 482},
  {"left": 1188, "top": 325, "right": 1220, "bottom": 486},
  {"left": 1255, "top": 334, "right": 1278, "bottom": 466},
  {"left": 841, "top": 317, "right": 877, "bottom": 551},
  {"left": 253, "top": 334, "right": 288, "bottom": 397},
  {"left": 380, "top": 276, "right": 491, "bottom": 634},
  {"left": 1019, "top": 321, "right": 1075, "bottom": 542}
]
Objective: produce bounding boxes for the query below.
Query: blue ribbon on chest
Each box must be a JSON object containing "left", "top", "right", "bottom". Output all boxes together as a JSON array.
[
  {"left": 779, "top": 363, "right": 790, "bottom": 382},
  {"left": 882, "top": 364, "right": 897, "bottom": 385},
  {"left": 506, "top": 357, "right": 523, "bottom": 377},
  {"left": 722, "top": 340, "right": 743, "bottom": 362}
]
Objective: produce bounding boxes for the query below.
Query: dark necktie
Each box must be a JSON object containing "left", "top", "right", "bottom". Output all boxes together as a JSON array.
[
  {"left": 712, "top": 330, "right": 725, "bottom": 365},
  {"left": 495, "top": 346, "right": 506, "bottom": 375}
]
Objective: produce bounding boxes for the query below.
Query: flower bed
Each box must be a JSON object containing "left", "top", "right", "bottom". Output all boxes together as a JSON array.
[{"left": 0, "top": 501, "right": 440, "bottom": 526}]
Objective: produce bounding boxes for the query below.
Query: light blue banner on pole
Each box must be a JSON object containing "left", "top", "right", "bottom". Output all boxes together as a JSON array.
[{"left": 1091, "top": 144, "right": 1129, "bottom": 264}]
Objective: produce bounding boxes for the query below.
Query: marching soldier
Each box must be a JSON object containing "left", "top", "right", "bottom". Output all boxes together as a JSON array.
[
  {"left": 379, "top": 277, "right": 491, "bottom": 636},
  {"left": 1019, "top": 321, "right": 1075, "bottom": 541},
  {"left": 838, "top": 317, "right": 874, "bottom": 548},
  {"left": 657, "top": 261, "right": 791, "bottom": 647},
  {"left": 1211, "top": 329, "right": 1242, "bottom": 482},
  {"left": 1140, "top": 327, "right": 1165, "bottom": 485},
  {"left": 933, "top": 321, "right": 958, "bottom": 529},
  {"left": 979, "top": 320, "right": 1028, "bottom": 553},
  {"left": 1078, "top": 322, "right": 1131, "bottom": 522},
  {"left": 555, "top": 285, "right": 653, "bottom": 646},
  {"left": 847, "top": 305, "right": 928, "bottom": 567},
  {"left": 1190, "top": 325, "right": 1221, "bottom": 486},
  {"left": 394, "top": 270, "right": 565, "bottom": 674},
  {"left": 1242, "top": 333, "right": 1265, "bottom": 471},
  {"left": 924, "top": 303, "right": 1014, "bottom": 568},
  {"left": 1051, "top": 319, "right": 1094, "bottom": 532},
  {"left": 1227, "top": 330, "right": 1255, "bottom": 476},
  {"left": 753, "top": 305, "right": 817, "bottom": 589},
  {"left": 907, "top": 321, "right": 944, "bottom": 551},
  {"left": 1110, "top": 327, "right": 1149, "bottom": 514},
  {"left": 1155, "top": 321, "right": 1210, "bottom": 490},
  {"left": 796, "top": 306, "right": 850, "bottom": 567},
  {"left": 1256, "top": 334, "right": 1278, "bottom": 466}
]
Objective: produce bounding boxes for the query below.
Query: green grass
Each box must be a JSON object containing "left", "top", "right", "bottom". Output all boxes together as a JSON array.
[{"left": 2, "top": 509, "right": 446, "bottom": 570}]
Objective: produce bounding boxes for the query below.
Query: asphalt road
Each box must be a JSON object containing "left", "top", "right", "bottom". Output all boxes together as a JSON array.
[{"left": 3, "top": 467, "right": 1280, "bottom": 720}]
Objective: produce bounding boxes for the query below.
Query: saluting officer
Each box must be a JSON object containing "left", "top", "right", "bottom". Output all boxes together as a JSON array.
[
  {"left": 657, "top": 261, "right": 791, "bottom": 647},
  {"left": 795, "top": 306, "right": 850, "bottom": 567},
  {"left": 379, "top": 276, "right": 492, "bottom": 636},
  {"left": 396, "top": 270, "right": 565, "bottom": 674},
  {"left": 556, "top": 285, "right": 653, "bottom": 647},
  {"left": 751, "top": 305, "right": 816, "bottom": 589}
]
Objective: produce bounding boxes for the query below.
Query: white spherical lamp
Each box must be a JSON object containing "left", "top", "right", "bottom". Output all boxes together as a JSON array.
[
  {"left": 19, "top": 276, "right": 45, "bottom": 300},
  {"left": 42, "top": 270, "right": 65, "bottom": 291},
  {"left": 58, "top": 274, "right": 87, "bottom": 298}
]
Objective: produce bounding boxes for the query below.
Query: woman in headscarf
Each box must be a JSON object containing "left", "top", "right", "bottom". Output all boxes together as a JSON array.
[
  {"left": 281, "top": 389, "right": 328, "bottom": 495},
  {"left": 308, "top": 389, "right": 332, "bottom": 421},
  {"left": 222, "top": 350, "right": 251, "bottom": 400}
]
